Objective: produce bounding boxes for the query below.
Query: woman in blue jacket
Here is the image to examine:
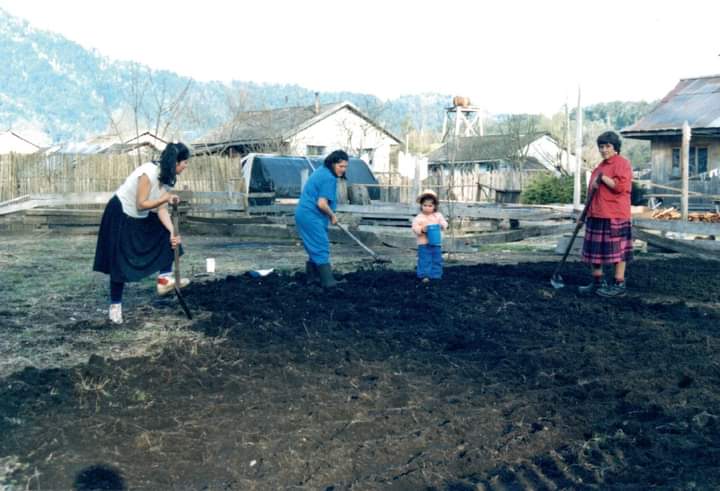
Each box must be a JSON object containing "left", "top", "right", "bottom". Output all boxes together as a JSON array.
[{"left": 295, "top": 150, "right": 348, "bottom": 288}]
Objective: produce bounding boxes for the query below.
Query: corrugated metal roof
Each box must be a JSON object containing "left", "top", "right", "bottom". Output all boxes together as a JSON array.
[
  {"left": 197, "top": 103, "right": 342, "bottom": 144},
  {"left": 427, "top": 133, "right": 548, "bottom": 163},
  {"left": 621, "top": 75, "right": 720, "bottom": 135},
  {"left": 40, "top": 131, "right": 167, "bottom": 155},
  {"left": 196, "top": 101, "right": 402, "bottom": 145}
]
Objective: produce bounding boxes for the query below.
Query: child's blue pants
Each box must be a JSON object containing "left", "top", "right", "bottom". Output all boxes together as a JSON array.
[{"left": 417, "top": 244, "right": 443, "bottom": 279}]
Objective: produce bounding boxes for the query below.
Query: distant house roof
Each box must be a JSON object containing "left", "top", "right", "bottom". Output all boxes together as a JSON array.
[
  {"left": 195, "top": 101, "right": 402, "bottom": 151},
  {"left": 100, "top": 131, "right": 168, "bottom": 154},
  {"left": 621, "top": 75, "right": 720, "bottom": 139},
  {"left": 41, "top": 131, "right": 167, "bottom": 155},
  {"left": 0, "top": 130, "right": 41, "bottom": 154},
  {"left": 428, "top": 133, "right": 551, "bottom": 164}
]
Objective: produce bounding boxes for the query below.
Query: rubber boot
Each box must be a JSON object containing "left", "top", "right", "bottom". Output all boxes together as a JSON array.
[
  {"left": 305, "top": 261, "right": 320, "bottom": 285},
  {"left": 317, "top": 263, "right": 338, "bottom": 288}
]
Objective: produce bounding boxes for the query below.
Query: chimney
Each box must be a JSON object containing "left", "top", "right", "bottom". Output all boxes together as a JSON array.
[{"left": 314, "top": 92, "right": 320, "bottom": 114}]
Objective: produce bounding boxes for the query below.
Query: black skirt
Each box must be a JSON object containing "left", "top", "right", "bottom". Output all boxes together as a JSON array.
[{"left": 93, "top": 196, "right": 179, "bottom": 283}]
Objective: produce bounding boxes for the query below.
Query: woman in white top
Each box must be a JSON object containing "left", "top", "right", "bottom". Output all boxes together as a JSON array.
[{"left": 93, "top": 142, "right": 191, "bottom": 324}]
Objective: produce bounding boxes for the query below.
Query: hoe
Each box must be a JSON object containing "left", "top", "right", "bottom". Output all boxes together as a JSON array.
[
  {"left": 171, "top": 201, "right": 193, "bottom": 319},
  {"left": 550, "top": 173, "right": 602, "bottom": 289}
]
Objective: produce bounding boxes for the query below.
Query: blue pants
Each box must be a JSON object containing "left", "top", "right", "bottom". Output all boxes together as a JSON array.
[
  {"left": 295, "top": 211, "right": 330, "bottom": 265},
  {"left": 417, "top": 245, "right": 443, "bottom": 279}
]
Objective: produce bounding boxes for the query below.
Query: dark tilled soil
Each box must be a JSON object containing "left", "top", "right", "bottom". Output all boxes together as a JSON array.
[{"left": 1, "top": 257, "right": 720, "bottom": 490}]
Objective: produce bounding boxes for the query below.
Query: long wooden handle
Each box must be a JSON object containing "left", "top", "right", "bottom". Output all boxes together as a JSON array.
[
  {"left": 552, "top": 173, "right": 604, "bottom": 276},
  {"left": 170, "top": 201, "right": 192, "bottom": 320},
  {"left": 578, "top": 172, "right": 603, "bottom": 224},
  {"left": 336, "top": 223, "right": 379, "bottom": 259},
  {"left": 171, "top": 202, "right": 181, "bottom": 284}
]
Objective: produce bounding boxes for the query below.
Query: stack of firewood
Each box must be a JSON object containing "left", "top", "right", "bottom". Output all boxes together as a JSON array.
[
  {"left": 650, "top": 207, "right": 720, "bottom": 222},
  {"left": 650, "top": 207, "right": 681, "bottom": 219},
  {"left": 688, "top": 211, "right": 720, "bottom": 223}
]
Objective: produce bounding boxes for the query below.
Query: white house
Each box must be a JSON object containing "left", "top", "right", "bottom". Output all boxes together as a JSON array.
[
  {"left": 428, "top": 133, "right": 574, "bottom": 174},
  {"left": 526, "top": 133, "right": 578, "bottom": 175},
  {"left": 426, "top": 133, "right": 575, "bottom": 202},
  {"left": 195, "top": 100, "right": 402, "bottom": 173}
]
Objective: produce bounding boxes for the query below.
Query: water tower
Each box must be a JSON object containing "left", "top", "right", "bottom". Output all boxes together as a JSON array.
[{"left": 441, "top": 96, "right": 484, "bottom": 142}]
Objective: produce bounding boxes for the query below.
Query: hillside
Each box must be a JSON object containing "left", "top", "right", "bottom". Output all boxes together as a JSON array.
[
  {"left": 0, "top": 7, "right": 451, "bottom": 144},
  {"left": 0, "top": 7, "right": 654, "bottom": 149}
]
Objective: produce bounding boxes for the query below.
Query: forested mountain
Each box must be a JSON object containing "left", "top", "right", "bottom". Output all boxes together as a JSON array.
[
  {"left": 0, "top": 7, "right": 450, "bottom": 143},
  {"left": 0, "top": 6, "right": 655, "bottom": 150}
]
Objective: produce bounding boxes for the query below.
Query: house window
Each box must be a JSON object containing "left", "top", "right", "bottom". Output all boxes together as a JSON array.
[
  {"left": 671, "top": 147, "right": 709, "bottom": 177},
  {"left": 698, "top": 147, "right": 708, "bottom": 174},
  {"left": 306, "top": 145, "right": 326, "bottom": 156},
  {"left": 360, "top": 148, "right": 375, "bottom": 166}
]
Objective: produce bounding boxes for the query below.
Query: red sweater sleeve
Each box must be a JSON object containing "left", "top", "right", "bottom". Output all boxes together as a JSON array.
[
  {"left": 610, "top": 156, "right": 632, "bottom": 194},
  {"left": 588, "top": 155, "right": 632, "bottom": 219}
]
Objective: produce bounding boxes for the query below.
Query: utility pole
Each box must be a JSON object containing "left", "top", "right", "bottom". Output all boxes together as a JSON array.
[
  {"left": 565, "top": 102, "right": 571, "bottom": 174},
  {"left": 573, "top": 86, "right": 583, "bottom": 209}
]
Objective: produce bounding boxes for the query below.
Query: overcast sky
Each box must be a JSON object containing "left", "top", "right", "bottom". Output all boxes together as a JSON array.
[{"left": 2, "top": 0, "right": 719, "bottom": 115}]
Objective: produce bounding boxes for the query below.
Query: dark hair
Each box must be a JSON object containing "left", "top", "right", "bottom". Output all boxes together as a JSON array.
[
  {"left": 324, "top": 150, "right": 349, "bottom": 175},
  {"left": 418, "top": 193, "right": 438, "bottom": 211},
  {"left": 158, "top": 142, "right": 191, "bottom": 187},
  {"left": 596, "top": 131, "right": 622, "bottom": 153}
]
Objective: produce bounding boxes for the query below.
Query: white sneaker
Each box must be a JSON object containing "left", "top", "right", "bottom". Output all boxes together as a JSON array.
[
  {"left": 109, "top": 303, "right": 123, "bottom": 324},
  {"left": 157, "top": 275, "right": 190, "bottom": 296}
]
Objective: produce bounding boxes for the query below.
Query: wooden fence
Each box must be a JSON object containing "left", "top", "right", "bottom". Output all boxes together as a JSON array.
[
  {"left": 0, "top": 154, "right": 554, "bottom": 207},
  {"left": 425, "top": 168, "right": 542, "bottom": 203},
  {"left": 0, "top": 154, "right": 244, "bottom": 202},
  {"left": 374, "top": 173, "right": 414, "bottom": 204},
  {"left": 671, "top": 175, "right": 720, "bottom": 198},
  {"left": 360, "top": 170, "right": 544, "bottom": 205}
]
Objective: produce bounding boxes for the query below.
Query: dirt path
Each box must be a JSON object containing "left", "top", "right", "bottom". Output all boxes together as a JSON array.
[{"left": 1, "top": 233, "right": 719, "bottom": 490}]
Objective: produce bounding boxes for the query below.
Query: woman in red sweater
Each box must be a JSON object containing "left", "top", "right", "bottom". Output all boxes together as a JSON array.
[{"left": 579, "top": 131, "right": 633, "bottom": 298}]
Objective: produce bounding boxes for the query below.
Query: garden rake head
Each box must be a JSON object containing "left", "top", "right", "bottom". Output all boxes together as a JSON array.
[{"left": 336, "top": 223, "right": 392, "bottom": 265}]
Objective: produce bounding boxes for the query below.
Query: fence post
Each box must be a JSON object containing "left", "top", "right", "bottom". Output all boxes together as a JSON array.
[
  {"left": 13, "top": 154, "right": 20, "bottom": 198},
  {"left": 681, "top": 121, "right": 690, "bottom": 221}
]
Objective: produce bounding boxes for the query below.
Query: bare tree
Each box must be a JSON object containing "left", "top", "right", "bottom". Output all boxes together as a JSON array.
[
  {"left": 497, "top": 114, "right": 540, "bottom": 168},
  {"left": 101, "top": 63, "right": 195, "bottom": 164},
  {"left": 144, "top": 71, "right": 193, "bottom": 140},
  {"left": 224, "top": 87, "right": 251, "bottom": 117},
  {"left": 336, "top": 116, "right": 374, "bottom": 157}
]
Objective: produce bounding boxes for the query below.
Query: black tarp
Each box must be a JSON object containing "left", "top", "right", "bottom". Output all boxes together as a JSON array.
[{"left": 244, "top": 155, "right": 380, "bottom": 205}]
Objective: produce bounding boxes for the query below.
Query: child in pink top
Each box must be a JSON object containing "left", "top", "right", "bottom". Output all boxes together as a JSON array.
[{"left": 412, "top": 190, "right": 448, "bottom": 282}]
